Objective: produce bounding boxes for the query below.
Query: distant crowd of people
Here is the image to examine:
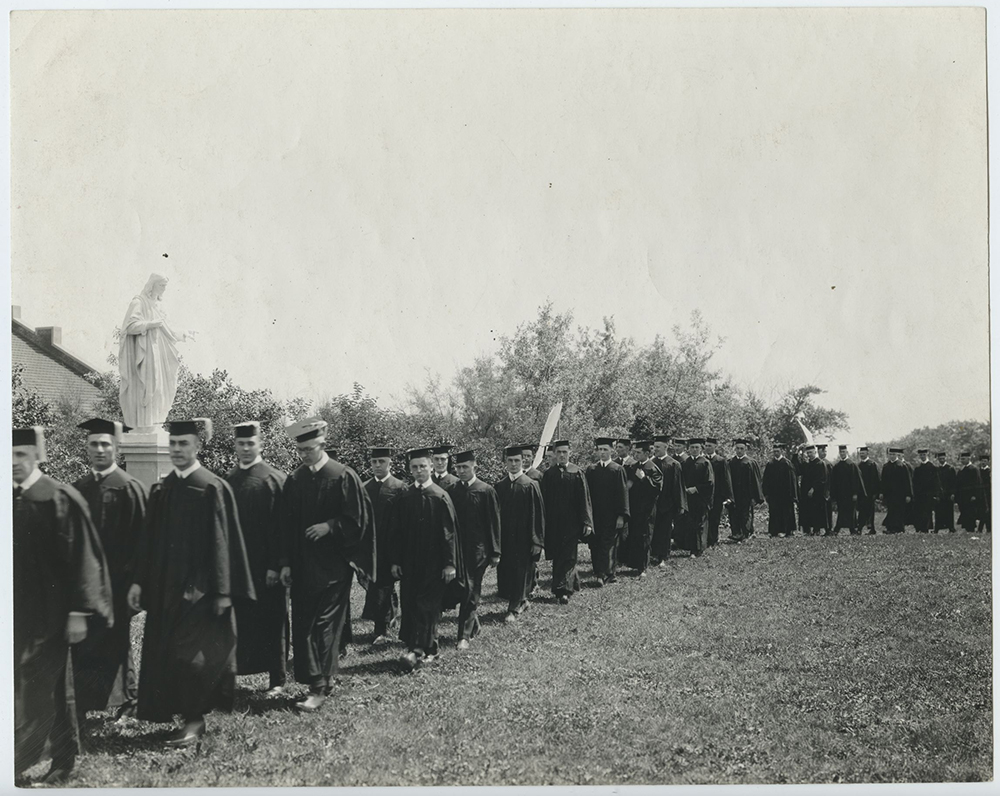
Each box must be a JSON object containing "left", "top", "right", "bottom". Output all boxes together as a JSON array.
[{"left": 11, "top": 418, "right": 992, "bottom": 785}]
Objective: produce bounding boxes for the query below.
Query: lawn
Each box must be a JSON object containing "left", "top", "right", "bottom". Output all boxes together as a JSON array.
[{"left": 49, "top": 520, "right": 993, "bottom": 787}]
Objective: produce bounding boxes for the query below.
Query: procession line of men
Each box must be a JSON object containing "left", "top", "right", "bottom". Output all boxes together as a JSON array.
[{"left": 12, "top": 418, "right": 992, "bottom": 785}]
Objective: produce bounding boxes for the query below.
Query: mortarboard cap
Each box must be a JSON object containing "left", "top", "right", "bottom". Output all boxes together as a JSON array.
[
  {"left": 673, "top": 438, "right": 688, "bottom": 446},
  {"left": 234, "top": 421, "right": 261, "bottom": 439},
  {"left": 687, "top": 437, "right": 706, "bottom": 445},
  {"left": 453, "top": 449, "right": 476, "bottom": 464},
  {"left": 704, "top": 437, "right": 719, "bottom": 444},
  {"left": 617, "top": 438, "right": 631, "bottom": 446},
  {"left": 550, "top": 439, "right": 571, "bottom": 448},
  {"left": 407, "top": 447, "right": 433, "bottom": 461},
  {"left": 517, "top": 443, "right": 538, "bottom": 453},
  {"left": 633, "top": 439, "right": 653, "bottom": 450},
  {"left": 773, "top": 442, "right": 785, "bottom": 449},
  {"left": 12, "top": 427, "right": 47, "bottom": 462},
  {"left": 803, "top": 443, "right": 817, "bottom": 451},
  {"left": 960, "top": 450, "right": 972, "bottom": 457},
  {"left": 285, "top": 416, "right": 327, "bottom": 442},
  {"left": 733, "top": 438, "right": 752, "bottom": 446},
  {"left": 980, "top": 454, "right": 991, "bottom": 461},
  {"left": 858, "top": 446, "right": 869, "bottom": 452},
  {"left": 916, "top": 448, "right": 929, "bottom": 454},
  {"left": 935, "top": 451, "right": 947, "bottom": 457},
  {"left": 166, "top": 418, "right": 213, "bottom": 443},
  {"left": 838, "top": 444, "right": 848, "bottom": 451},
  {"left": 504, "top": 445, "right": 526, "bottom": 458},
  {"left": 368, "top": 446, "right": 394, "bottom": 458},
  {"left": 78, "top": 418, "right": 128, "bottom": 442},
  {"left": 888, "top": 447, "right": 904, "bottom": 454},
  {"left": 652, "top": 434, "right": 671, "bottom": 444},
  {"left": 594, "top": 437, "right": 616, "bottom": 447},
  {"left": 431, "top": 444, "right": 455, "bottom": 456},
  {"left": 815, "top": 443, "right": 828, "bottom": 450}
]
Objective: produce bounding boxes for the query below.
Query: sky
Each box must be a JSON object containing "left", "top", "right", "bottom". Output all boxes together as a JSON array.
[{"left": 9, "top": 7, "right": 989, "bottom": 445}]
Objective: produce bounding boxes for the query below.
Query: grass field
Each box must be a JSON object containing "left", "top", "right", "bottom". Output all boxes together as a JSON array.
[{"left": 41, "top": 519, "right": 993, "bottom": 787}]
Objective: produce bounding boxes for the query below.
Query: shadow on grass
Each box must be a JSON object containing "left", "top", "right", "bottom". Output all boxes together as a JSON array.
[{"left": 340, "top": 657, "right": 410, "bottom": 677}]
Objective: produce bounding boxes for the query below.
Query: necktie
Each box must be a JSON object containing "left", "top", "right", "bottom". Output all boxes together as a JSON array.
[{"left": 13, "top": 486, "right": 22, "bottom": 499}]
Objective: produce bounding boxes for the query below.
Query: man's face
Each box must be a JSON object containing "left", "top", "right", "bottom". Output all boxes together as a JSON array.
[
  {"left": 652, "top": 441, "right": 668, "bottom": 458},
  {"left": 411, "top": 456, "right": 432, "bottom": 484},
  {"left": 554, "top": 445, "right": 570, "bottom": 465},
  {"left": 544, "top": 450, "right": 555, "bottom": 465},
  {"left": 455, "top": 461, "right": 476, "bottom": 482},
  {"left": 937, "top": 454, "right": 947, "bottom": 466},
  {"left": 370, "top": 456, "right": 391, "bottom": 480},
  {"left": 918, "top": 452, "right": 929, "bottom": 463},
  {"left": 806, "top": 448, "right": 818, "bottom": 460},
  {"left": 981, "top": 459, "right": 991, "bottom": 469},
  {"left": 12, "top": 446, "right": 38, "bottom": 484},
  {"left": 772, "top": 448, "right": 782, "bottom": 460},
  {"left": 522, "top": 449, "right": 535, "bottom": 466},
  {"left": 839, "top": 450, "right": 848, "bottom": 461},
  {"left": 818, "top": 449, "right": 827, "bottom": 460},
  {"left": 689, "top": 443, "right": 703, "bottom": 458},
  {"left": 635, "top": 447, "right": 650, "bottom": 462},
  {"left": 169, "top": 434, "right": 201, "bottom": 469},
  {"left": 960, "top": 454, "right": 971, "bottom": 466},
  {"left": 704, "top": 443, "right": 716, "bottom": 456},
  {"left": 860, "top": 450, "right": 869, "bottom": 460},
  {"left": 596, "top": 444, "right": 613, "bottom": 462},
  {"left": 506, "top": 454, "right": 523, "bottom": 475},
  {"left": 87, "top": 434, "right": 117, "bottom": 471},
  {"left": 295, "top": 436, "right": 324, "bottom": 468},
  {"left": 734, "top": 443, "right": 747, "bottom": 458},
  {"left": 235, "top": 436, "right": 262, "bottom": 465},
  {"left": 432, "top": 454, "right": 450, "bottom": 473},
  {"left": 615, "top": 442, "right": 630, "bottom": 459}
]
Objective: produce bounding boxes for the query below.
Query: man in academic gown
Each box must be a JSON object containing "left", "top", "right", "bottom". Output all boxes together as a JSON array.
[
  {"left": 830, "top": 444, "right": 866, "bottom": 535},
  {"left": 522, "top": 445, "right": 544, "bottom": 482},
  {"left": 911, "top": 448, "right": 942, "bottom": 533},
  {"left": 431, "top": 444, "right": 459, "bottom": 489},
  {"left": 728, "top": 439, "right": 763, "bottom": 541},
  {"left": 762, "top": 443, "right": 797, "bottom": 537},
  {"left": 71, "top": 419, "right": 146, "bottom": 723},
  {"left": 279, "top": 417, "right": 374, "bottom": 710},
  {"left": 799, "top": 444, "right": 829, "bottom": 536},
  {"left": 933, "top": 451, "right": 957, "bottom": 533},
  {"left": 389, "top": 448, "right": 460, "bottom": 671},
  {"left": 955, "top": 451, "right": 983, "bottom": 532},
  {"left": 817, "top": 444, "right": 835, "bottom": 531},
  {"left": 361, "top": 446, "right": 407, "bottom": 645},
  {"left": 14, "top": 427, "right": 113, "bottom": 786},
  {"left": 585, "top": 437, "right": 630, "bottom": 584},
  {"left": 857, "top": 447, "right": 881, "bottom": 534},
  {"left": 704, "top": 438, "right": 733, "bottom": 547},
  {"left": 540, "top": 440, "right": 594, "bottom": 604},
  {"left": 977, "top": 454, "right": 991, "bottom": 533},
  {"left": 613, "top": 438, "right": 633, "bottom": 467},
  {"left": 619, "top": 440, "right": 663, "bottom": 574},
  {"left": 493, "top": 446, "right": 545, "bottom": 623},
  {"left": 676, "top": 439, "right": 715, "bottom": 554},
  {"left": 224, "top": 422, "right": 289, "bottom": 694},
  {"left": 880, "top": 448, "right": 913, "bottom": 534},
  {"left": 649, "top": 435, "right": 687, "bottom": 566},
  {"left": 128, "top": 418, "right": 255, "bottom": 746}
]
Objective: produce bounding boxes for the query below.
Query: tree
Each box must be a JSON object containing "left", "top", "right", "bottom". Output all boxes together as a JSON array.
[
  {"left": 875, "top": 420, "right": 991, "bottom": 465},
  {"left": 767, "top": 385, "right": 851, "bottom": 448}
]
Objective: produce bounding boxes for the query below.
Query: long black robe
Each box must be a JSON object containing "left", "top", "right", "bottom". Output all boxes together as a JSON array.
[
  {"left": 14, "top": 473, "right": 113, "bottom": 775},
  {"left": 728, "top": 456, "right": 763, "bottom": 540},
  {"left": 71, "top": 467, "right": 146, "bottom": 717},
  {"left": 799, "top": 458, "right": 829, "bottom": 533},
  {"left": 762, "top": 457, "right": 797, "bottom": 536},
  {"left": 708, "top": 454, "right": 733, "bottom": 547},
  {"left": 133, "top": 466, "right": 255, "bottom": 722},
  {"left": 525, "top": 467, "right": 543, "bottom": 482},
  {"left": 820, "top": 457, "right": 835, "bottom": 530},
  {"left": 857, "top": 459, "right": 881, "bottom": 531},
  {"left": 494, "top": 474, "right": 543, "bottom": 612},
  {"left": 585, "top": 461, "right": 630, "bottom": 579},
  {"left": 619, "top": 459, "right": 662, "bottom": 570},
  {"left": 911, "top": 461, "right": 942, "bottom": 532},
  {"left": 979, "top": 465, "right": 991, "bottom": 531},
  {"left": 830, "top": 458, "right": 866, "bottom": 534},
  {"left": 955, "top": 464, "right": 983, "bottom": 530},
  {"left": 361, "top": 474, "right": 407, "bottom": 636},
  {"left": 541, "top": 463, "right": 593, "bottom": 597},
  {"left": 432, "top": 471, "right": 459, "bottom": 490},
  {"left": 225, "top": 461, "right": 288, "bottom": 679},
  {"left": 881, "top": 460, "right": 914, "bottom": 534},
  {"left": 388, "top": 482, "right": 459, "bottom": 654},
  {"left": 650, "top": 455, "right": 687, "bottom": 559},
  {"left": 678, "top": 456, "right": 714, "bottom": 554},
  {"left": 934, "top": 463, "right": 957, "bottom": 530},
  {"left": 282, "top": 458, "right": 373, "bottom": 693},
  {"left": 450, "top": 478, "right": 502, "bottom": 637}
]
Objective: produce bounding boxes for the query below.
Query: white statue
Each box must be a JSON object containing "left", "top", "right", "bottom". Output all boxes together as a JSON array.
[{"left": 118, "top": 273, "right": 197, "bottom": 432}]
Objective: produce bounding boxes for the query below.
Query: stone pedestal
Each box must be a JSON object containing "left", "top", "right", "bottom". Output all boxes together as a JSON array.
[{"left": 120, "top": 431, "right": 171, "bottom": 489}]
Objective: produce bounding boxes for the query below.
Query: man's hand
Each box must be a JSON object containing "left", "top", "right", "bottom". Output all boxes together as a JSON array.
[
  {"left": 442, "top": 566, "right": 456, "bottom": 583},
  {"left": 127, "top": 583, "right": 142, "bottom": 612},
  {"left": 391, "top": 565, "right": 402, "bottom": 579},
  {"left": 266, "top": 569, "right": 279, "bottom": 587},
  {"left": 280, "top": 566, "right": 292, "bottom": 587},
  {"left": 852, "top": 494, "right": 858, "bottom": 503},
  {"left": 686, "top": 486, "right": 698, "bottom": 494},
  {"left": 582, "top": 525, "right": 594, "bottom": 538},
  {"left": 615, "top": 516, "right": 625, "bottom": 530},
  {"left": 724, "top": 498, "right": 733, "bottom": 506},
  {"left": 489, "top": 555, "right": 500, "bottom": 567},
  {"left": 808, "top": 488, "right": 815, "bottom": 498},
  {"left": 214, "top": 596, "right": 232, "bottom": 616},
  {"left": 905, "top": 496, "right": 912, "bottom": 504},
  {"left": 635, "top": 468, "right": 646, "bottom": 480},
  {"left": 305, "top": 522, "right": 332, "bottom": 541},
  {"left": 66, "top": 615, "right": 87, "bottom": 644}
]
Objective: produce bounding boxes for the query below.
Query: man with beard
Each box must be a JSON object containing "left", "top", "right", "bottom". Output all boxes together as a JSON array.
[
  {"left": 677, "top": 439, "right": 714, "bottom": 555},
  {"left": 911, "top": 448, "right": 942, "bottom": 534},
  {"left": 977, "top": 454, "right": 991, "bottom": 533},
  {"left": 389, "top": 448, "right": 461, "bottom": 670},
  {"left": 493, "top": 446, "right": 544, "bottom": 623},
  {"left": 933, "top": 451, "right": 957, "bottom": 533},
  {"left": 880, "top": 448, "right": 913, "bottom": 535},
  {"left": 224, "top": 422, "right": 289, "bottom": 695},
  {"left": 431, "top": 444, "right": 458, "bottom": 489},
  {"left": 280, "top": 417, "right": 374, "bottom": 711},
  {"left": 799, "top": 444, "right": 829, "bottom": 536},
  {"left": 361, "top": 446, "right": 407, "bottom": 646},
  {"left": 704, "top": 438, "right": 733, "bottom": 547},
  {"left": 619, "top": 440, "right": 663, "bottom": 576},
  {"left": 540, "top": 440, "right": 593, "bottom": 604},
  {"left": 728, "top": 439, "right": 763, "bottom": 541},
  {"left": 650, "top": 435, "right": 687, "bottom": 566},
  {"left": 857, "top": 447, "right": 881, "bottom": 534},
  {"left": 830, "top": 444, "right": 866, "bottom": 535},
  {"left": 762, "top": 443, "right": 797, "bottom": 537},
  {"left": 128, "top": 418, "right": 255, "bottom": 745},
  {"left": 585, "top": 437, "right": 630, "bottom": 584},
  {"left": 71, "top": 419, "right": 146, "bottom": 722},
  {"left": 14, "top": 427, "right": 112, "bottom": 786},
  {"left": 955, "top": 451, "right": 983, "bottom": 532}
]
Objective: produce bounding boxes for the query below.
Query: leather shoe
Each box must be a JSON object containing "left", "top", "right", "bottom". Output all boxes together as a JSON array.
[
  {"left": 164, "top": 721, "right": 205, "bottom": 748},
  {"left": 558, "top": 594, "right": 570, "bottom": 605},
  {"left": 457, "top": 639, "right": 470, "bottom": 650},
  {"left": 399, "top": 651, "right": 418, "bottom": 672},
  {"left": 264, "top": 685, "right": 285, "bottom": 697},
  {"left": 503, "top": 612, "right": 517, "bottom": 624},
  {"left": 371, "top": 634, "right": 390, "bottom": 647},
  {"left": 294, "top": 693, "right": 327, "bottom": 713},
  {"left": 594, "top": 578, "right": 605, "bottom": 588},
  {"left": 32, "top": 767, "right": 71, "bottom": 787}
]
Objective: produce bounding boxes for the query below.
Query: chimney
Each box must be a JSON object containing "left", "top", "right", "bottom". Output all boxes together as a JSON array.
[
  {"left": 37, "top": 326, "right": 62, "bottom": 347},
  {"left": 11, "top": 305, "right": 20, "bottom": 320}
]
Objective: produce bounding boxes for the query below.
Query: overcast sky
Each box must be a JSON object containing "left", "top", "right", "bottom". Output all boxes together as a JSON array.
[{"left": 10, "top": 8, "right": 989, "bottom": 445}]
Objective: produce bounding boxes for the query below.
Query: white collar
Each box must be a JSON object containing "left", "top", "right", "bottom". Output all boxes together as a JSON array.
[
  {"left": 174, "top": 460, "right": 202, "bottom": 479},
  {"left": 309, "top": 452, "right": 330, "bottom": 473},
  {"left": 93, "top": 461, "right": 119, "bottom": 478},
  {"left": 600, "top": 459, "right": 611, "bottom": 467},
  {"left": 464, "top": 476, "right": 478, "bottom": 486},
  {"left": 16, "top": 466, "right": 43, "bottom": 492},
  {"left": 375, "top": 473, "right": 392, "bottom": 483},
  {"left": 415, "top": 479, "right": 432, "bottom": 490},
  {"left": 509, "top": 471, "right": 523, "bottom": 481},
  {"left": 239, "top": 455, "right": 263, "bottom": 470}
]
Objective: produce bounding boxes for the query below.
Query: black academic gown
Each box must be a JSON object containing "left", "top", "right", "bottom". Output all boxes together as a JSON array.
[
  {"left": 14, "top": 473, "right": 113, "bottom": 775},
  {"left": 679, "top": 456, "right": 715, "bottom": 553},
  {"left": 494, "top": 474, "right": 543, "bottom": 612},
  {"left": 541, "top": 463, "right": 593, "bottom": 597},
  {"left": 979, "top": 465, "right": 991, "bottom": 531},
  {"left": 911, "top": 461, "right": 941, "bottom": 532},
  {"left": 762, "top": 457, "right": 797, "bottom": 536},
  {"left": 133, "top": 465, "right": 255, "bottom": 723},
  {"left": 857, "top": 459, "right": 881, "bottom": 531},
  {"left": 525, "top": 468, "right": 543, "bottom": 482},
  {"left": 728, "top": 456, "right": 763, "bottom": 540},
  {"left": 585, "top": 461, "right": 630, "bottom": 579},
  {"left": 388, "top": 482, "right": 459, "bottom": 655},
  {"left": 820, "top": 457, "right": 835, "bottom": 530},
  {"left": 881, "top": 461, "right": 914, "bottom": 534},
  {"left": 282, "top": 457, "right": 373, "bottom": 694},
  {"left": 225, "top": 460, "right": 288, "bottom": 680},
  {"left": 619, "top": 459, "right": 662, "bottom": 570},
  {"left": 449, "top": 477, "right": 502, "bottom": 638},
  {"left": 650, "top": 455, "right": 687, "bottom": 560},
  {"left": 361, "top": 474, "right": 407, "bottom": 636},
  {"left": 830, "top": 458, "right": 866, "bottom": 534},
  {"left": 708, "top": 454, "right": 733, "bottom": 546},
  {"left": 71, "top": 466, "right": 146, "bottom": 717},
  {"left": 934, "top": 463, "right": 957, "bottom": 530},
  {"left": 799, "top": 458, "right": 829, "bottom": 533},
  {"left": 955, "top": 464, "right": 983, "bottom": 531},
  {"left": 432, "top": 471, "right": 459, "bottom": 490}
]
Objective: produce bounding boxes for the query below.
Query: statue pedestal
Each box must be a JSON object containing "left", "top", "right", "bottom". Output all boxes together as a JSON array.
[{"left": 120, "top": 431, "right": 172, "bottom": 489}]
